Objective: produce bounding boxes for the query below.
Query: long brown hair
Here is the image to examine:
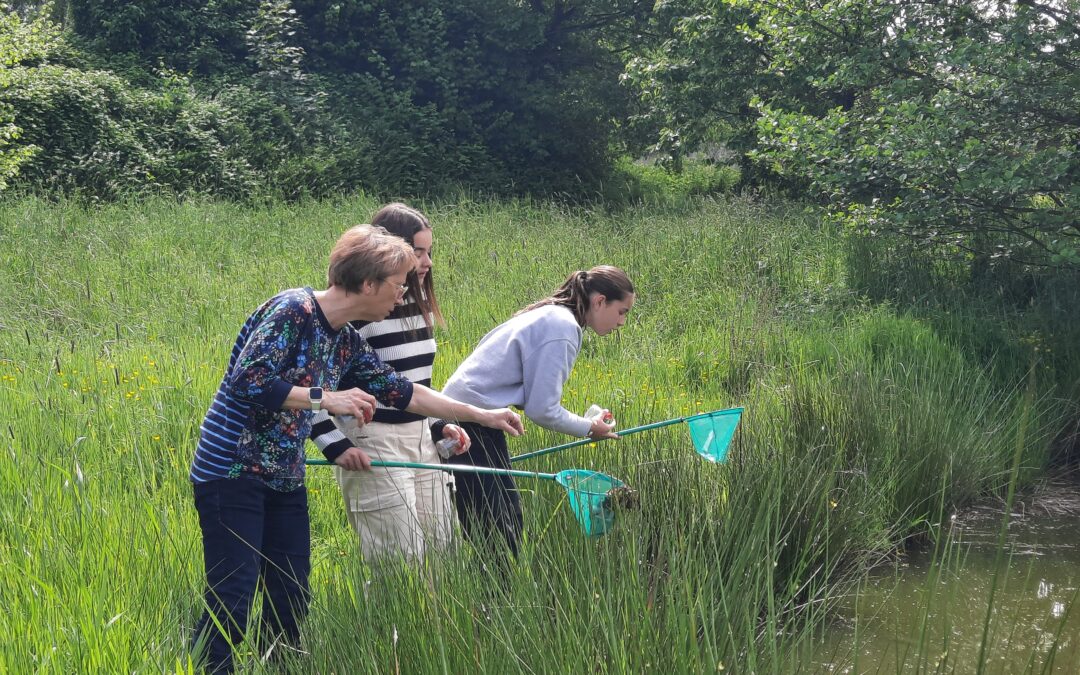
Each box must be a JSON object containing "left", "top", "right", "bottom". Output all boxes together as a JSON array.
[
  {"left": 370, "top": 202, "right": 445, "bottom": 327},
  {"left": 518, "top": 265, "right": 634, "bottom": 326}
]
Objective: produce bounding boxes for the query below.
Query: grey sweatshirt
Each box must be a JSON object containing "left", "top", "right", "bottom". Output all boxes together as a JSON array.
[{"left": 442, "top": 304, "right": 594, "bottom": 437}]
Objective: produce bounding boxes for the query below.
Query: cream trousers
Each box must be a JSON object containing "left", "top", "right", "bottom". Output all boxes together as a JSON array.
[{"left": 333, "top": 419, "right": 454, "bottom": 562}]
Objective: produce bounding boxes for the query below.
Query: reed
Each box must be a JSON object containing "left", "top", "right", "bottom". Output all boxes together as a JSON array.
[{"left": 0, "top": 194, "right": 1075, "bottom": 672}]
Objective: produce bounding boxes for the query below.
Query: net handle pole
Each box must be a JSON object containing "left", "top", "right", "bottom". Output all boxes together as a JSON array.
[
  {"left": 510, "top": 417, "right": 687, "bottom": 463},
  {"left": 306, "top": 458, "right": 556, "bottom": 481}
]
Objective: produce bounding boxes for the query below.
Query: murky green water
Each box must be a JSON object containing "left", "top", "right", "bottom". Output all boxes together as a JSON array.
[{"left": 816, "top": 479, "right": 1080, "bottom": 673}]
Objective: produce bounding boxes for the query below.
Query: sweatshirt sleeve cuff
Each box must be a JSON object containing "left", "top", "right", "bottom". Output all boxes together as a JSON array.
[
  {"left": 571, "top": 416, "right": 593, "bottom": 437},
  {"left": 429, "top": 419, "right": 448, "bottom": 442}
]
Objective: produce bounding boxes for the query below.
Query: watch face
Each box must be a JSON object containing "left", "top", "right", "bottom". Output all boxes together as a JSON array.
[{"left": 309, "top": 387, "right": 323, "bottom": 400}]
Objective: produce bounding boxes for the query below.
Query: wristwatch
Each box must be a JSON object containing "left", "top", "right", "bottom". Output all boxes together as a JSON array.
[{"left": 308, "top": 386, "right": 323, "bottom": 412}]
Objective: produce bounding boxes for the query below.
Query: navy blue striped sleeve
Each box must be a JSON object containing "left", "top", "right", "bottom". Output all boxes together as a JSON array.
[{"left": 228, "top": 300, "right": 309, "bottom": 409}]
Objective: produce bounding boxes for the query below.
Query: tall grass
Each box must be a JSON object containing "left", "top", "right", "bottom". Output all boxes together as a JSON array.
[{"left": 0, "top": 195, "right": 1075, "bottom": 672}]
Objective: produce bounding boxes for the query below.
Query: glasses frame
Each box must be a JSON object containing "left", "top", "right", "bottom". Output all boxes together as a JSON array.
[{"left": 383, "top": 279, "right": 409, "bottom": 297}]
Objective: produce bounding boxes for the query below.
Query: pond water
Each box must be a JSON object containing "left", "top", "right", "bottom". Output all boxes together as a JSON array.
[{"left": 815, "top": 478, "right": 1080, "bottom": 673}]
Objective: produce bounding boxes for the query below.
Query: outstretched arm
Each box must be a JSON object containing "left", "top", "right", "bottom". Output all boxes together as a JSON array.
[{"left": 408, "top": 384, "right": 524, "bottom": 437}]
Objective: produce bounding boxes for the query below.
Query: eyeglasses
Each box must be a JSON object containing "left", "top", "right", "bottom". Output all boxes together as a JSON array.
[{"left": 385, "top": 280, "right": 409, "bottom": 296}]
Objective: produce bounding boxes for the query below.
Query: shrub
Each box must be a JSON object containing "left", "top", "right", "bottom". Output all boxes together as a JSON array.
[
  {"left": 1, "top": 64, "right": 260, "bottom": 198},
  {"left": 604, "top": 157, "right": 741, "bottom": 205}
]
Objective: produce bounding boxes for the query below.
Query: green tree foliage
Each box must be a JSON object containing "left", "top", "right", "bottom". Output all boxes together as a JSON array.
[
  {"left": 621, "top": 0, "right": 1078, "bottom": 268},
  {"left": 741, "top": 0, "right": 1080, "bottom": 268},
  {"left": 3, "top": 62, "right": 264, "bottom": 198},
  {"left": 291, "top": 0, "right": 651, "bottom": 193},
  {"left": 69, "top": 0, "right": 252, "bottom": 74},
  {"left": 621, "top": 0, "right": 768, "bottom": 168},
  {"left": 619, "top": 0, "right": 841, "bottom": 180},
  {"left": 43, "top": 0, "right": 651, "bottom": 197},
  {"left": 0, "top": 4, "right": 56, "bottom": 190},
  {"left": 1, "top": 4, "right": 265, "bottom": 198}
]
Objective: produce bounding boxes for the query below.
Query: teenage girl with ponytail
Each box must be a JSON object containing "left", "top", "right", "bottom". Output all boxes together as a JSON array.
[{"left": 434, "top": 265, "right": 635, "bottom": 557}]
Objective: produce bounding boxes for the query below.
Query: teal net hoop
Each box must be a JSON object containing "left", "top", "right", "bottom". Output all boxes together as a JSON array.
[
  {"left": 555, "top": 469, "right": 626, "bottom": 537},
  {"left": 686, "top": 407, "right": 743, "bottom": 462}
]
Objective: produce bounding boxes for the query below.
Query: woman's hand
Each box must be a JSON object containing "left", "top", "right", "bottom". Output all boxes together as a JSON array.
[
  {"left": 479, "top": 408, "right": 524, "bottom": 436},
  {"left": 323, "top": 388, "right": 377, "bottom": 424},
  {"left": 334, "top": 446, "right": 373, "bottom": 471},
  {"left": 441, "top": 424, "right": 472, "bottom": 454}
]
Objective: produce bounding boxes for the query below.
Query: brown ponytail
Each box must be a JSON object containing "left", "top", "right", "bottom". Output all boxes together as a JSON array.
[{"left": 518, "top": 265, "right": 634, "bottom": 325}]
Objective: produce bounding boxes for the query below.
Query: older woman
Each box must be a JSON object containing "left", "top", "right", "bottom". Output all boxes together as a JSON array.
[{"left": 189, "top": 224, "right": 522, "bottom": 674}]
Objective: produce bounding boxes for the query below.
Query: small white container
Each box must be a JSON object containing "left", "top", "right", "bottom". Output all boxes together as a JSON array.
[
  {"left": 435, "top": 437, "right": 461, "bottom": 459},
  {"left": 585, "top": 404, "right": 616, "bottom": 427}
]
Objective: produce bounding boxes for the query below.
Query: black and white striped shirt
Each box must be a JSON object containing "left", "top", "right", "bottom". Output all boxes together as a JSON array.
[{"left": 355, "top": 298, "right": 435, "bottom": 422}]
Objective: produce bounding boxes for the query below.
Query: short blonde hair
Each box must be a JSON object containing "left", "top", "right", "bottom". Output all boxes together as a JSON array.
[{"left": 327, "top": 224, "right": 415, "bottom": 293}]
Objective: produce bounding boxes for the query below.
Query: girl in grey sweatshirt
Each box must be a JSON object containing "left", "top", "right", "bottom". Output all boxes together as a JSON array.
[{"left": 433, "top": 265, "right": 635, "bottom": 557}]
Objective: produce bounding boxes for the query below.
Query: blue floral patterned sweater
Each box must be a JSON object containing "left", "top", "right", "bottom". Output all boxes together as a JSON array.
[{"left": 190, "top": 287, "right": 413, "bottom": 492}]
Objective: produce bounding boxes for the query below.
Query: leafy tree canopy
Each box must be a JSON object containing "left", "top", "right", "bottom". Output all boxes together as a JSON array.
[
  {"left": 0, "top": 4, "right": 61, "bottom": 189},
  {"left": 54, "top": 0, "right": 654, "bottom": 196},
  {"left": 744, "top": 0, "right": 1079, "bottom": 268},
  {"left": 622, "top": 0, "right": 1078, "bottom": 269}
]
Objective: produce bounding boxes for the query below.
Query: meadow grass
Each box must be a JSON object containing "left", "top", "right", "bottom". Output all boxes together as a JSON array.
[{"left": 0, "top": 194, "right": 1075, "bottom": 672}]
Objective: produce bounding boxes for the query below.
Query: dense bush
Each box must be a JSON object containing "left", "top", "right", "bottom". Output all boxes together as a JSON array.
[
  {"left": 4, "top": 0, "right": 642, "bottom": 199},
  {"left": 69, "top": 0, "right": 253, "bottom": 74},
  {"left": 603, "top": 157, "right": 741, "bottom": 205},
  {"left": 290, "top": 0, "right": 638, "bottom": 192},
  {"left": 1, "top": 64, "right": 260, "bottom": 198},
  {"left": 0, "top": 4, "right": 55, "bottom": 189}
]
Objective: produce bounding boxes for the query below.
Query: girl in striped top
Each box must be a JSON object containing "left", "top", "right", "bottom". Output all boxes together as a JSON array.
[{"left": 311, "top": 203, "right": 469, "bottom": 562}]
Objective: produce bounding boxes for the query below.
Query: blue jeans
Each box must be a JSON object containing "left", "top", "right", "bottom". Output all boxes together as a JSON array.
[{"left": 191, "top": 478, "right": 311, "bottom": 674}]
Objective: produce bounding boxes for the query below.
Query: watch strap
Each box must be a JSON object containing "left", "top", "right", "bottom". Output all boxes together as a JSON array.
[{"left": 308, "top": 386, "right": 323, "bottom": 412}]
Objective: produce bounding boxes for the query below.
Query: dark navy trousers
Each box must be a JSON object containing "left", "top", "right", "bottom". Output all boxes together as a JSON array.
[{"left": 191, "top": 478, "right": 311, "bottom": 674}]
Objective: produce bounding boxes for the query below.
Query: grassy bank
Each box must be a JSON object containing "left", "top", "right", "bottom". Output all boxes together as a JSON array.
[{"left": 0, "top": 195, "right": 1076, "bottom": 672}]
